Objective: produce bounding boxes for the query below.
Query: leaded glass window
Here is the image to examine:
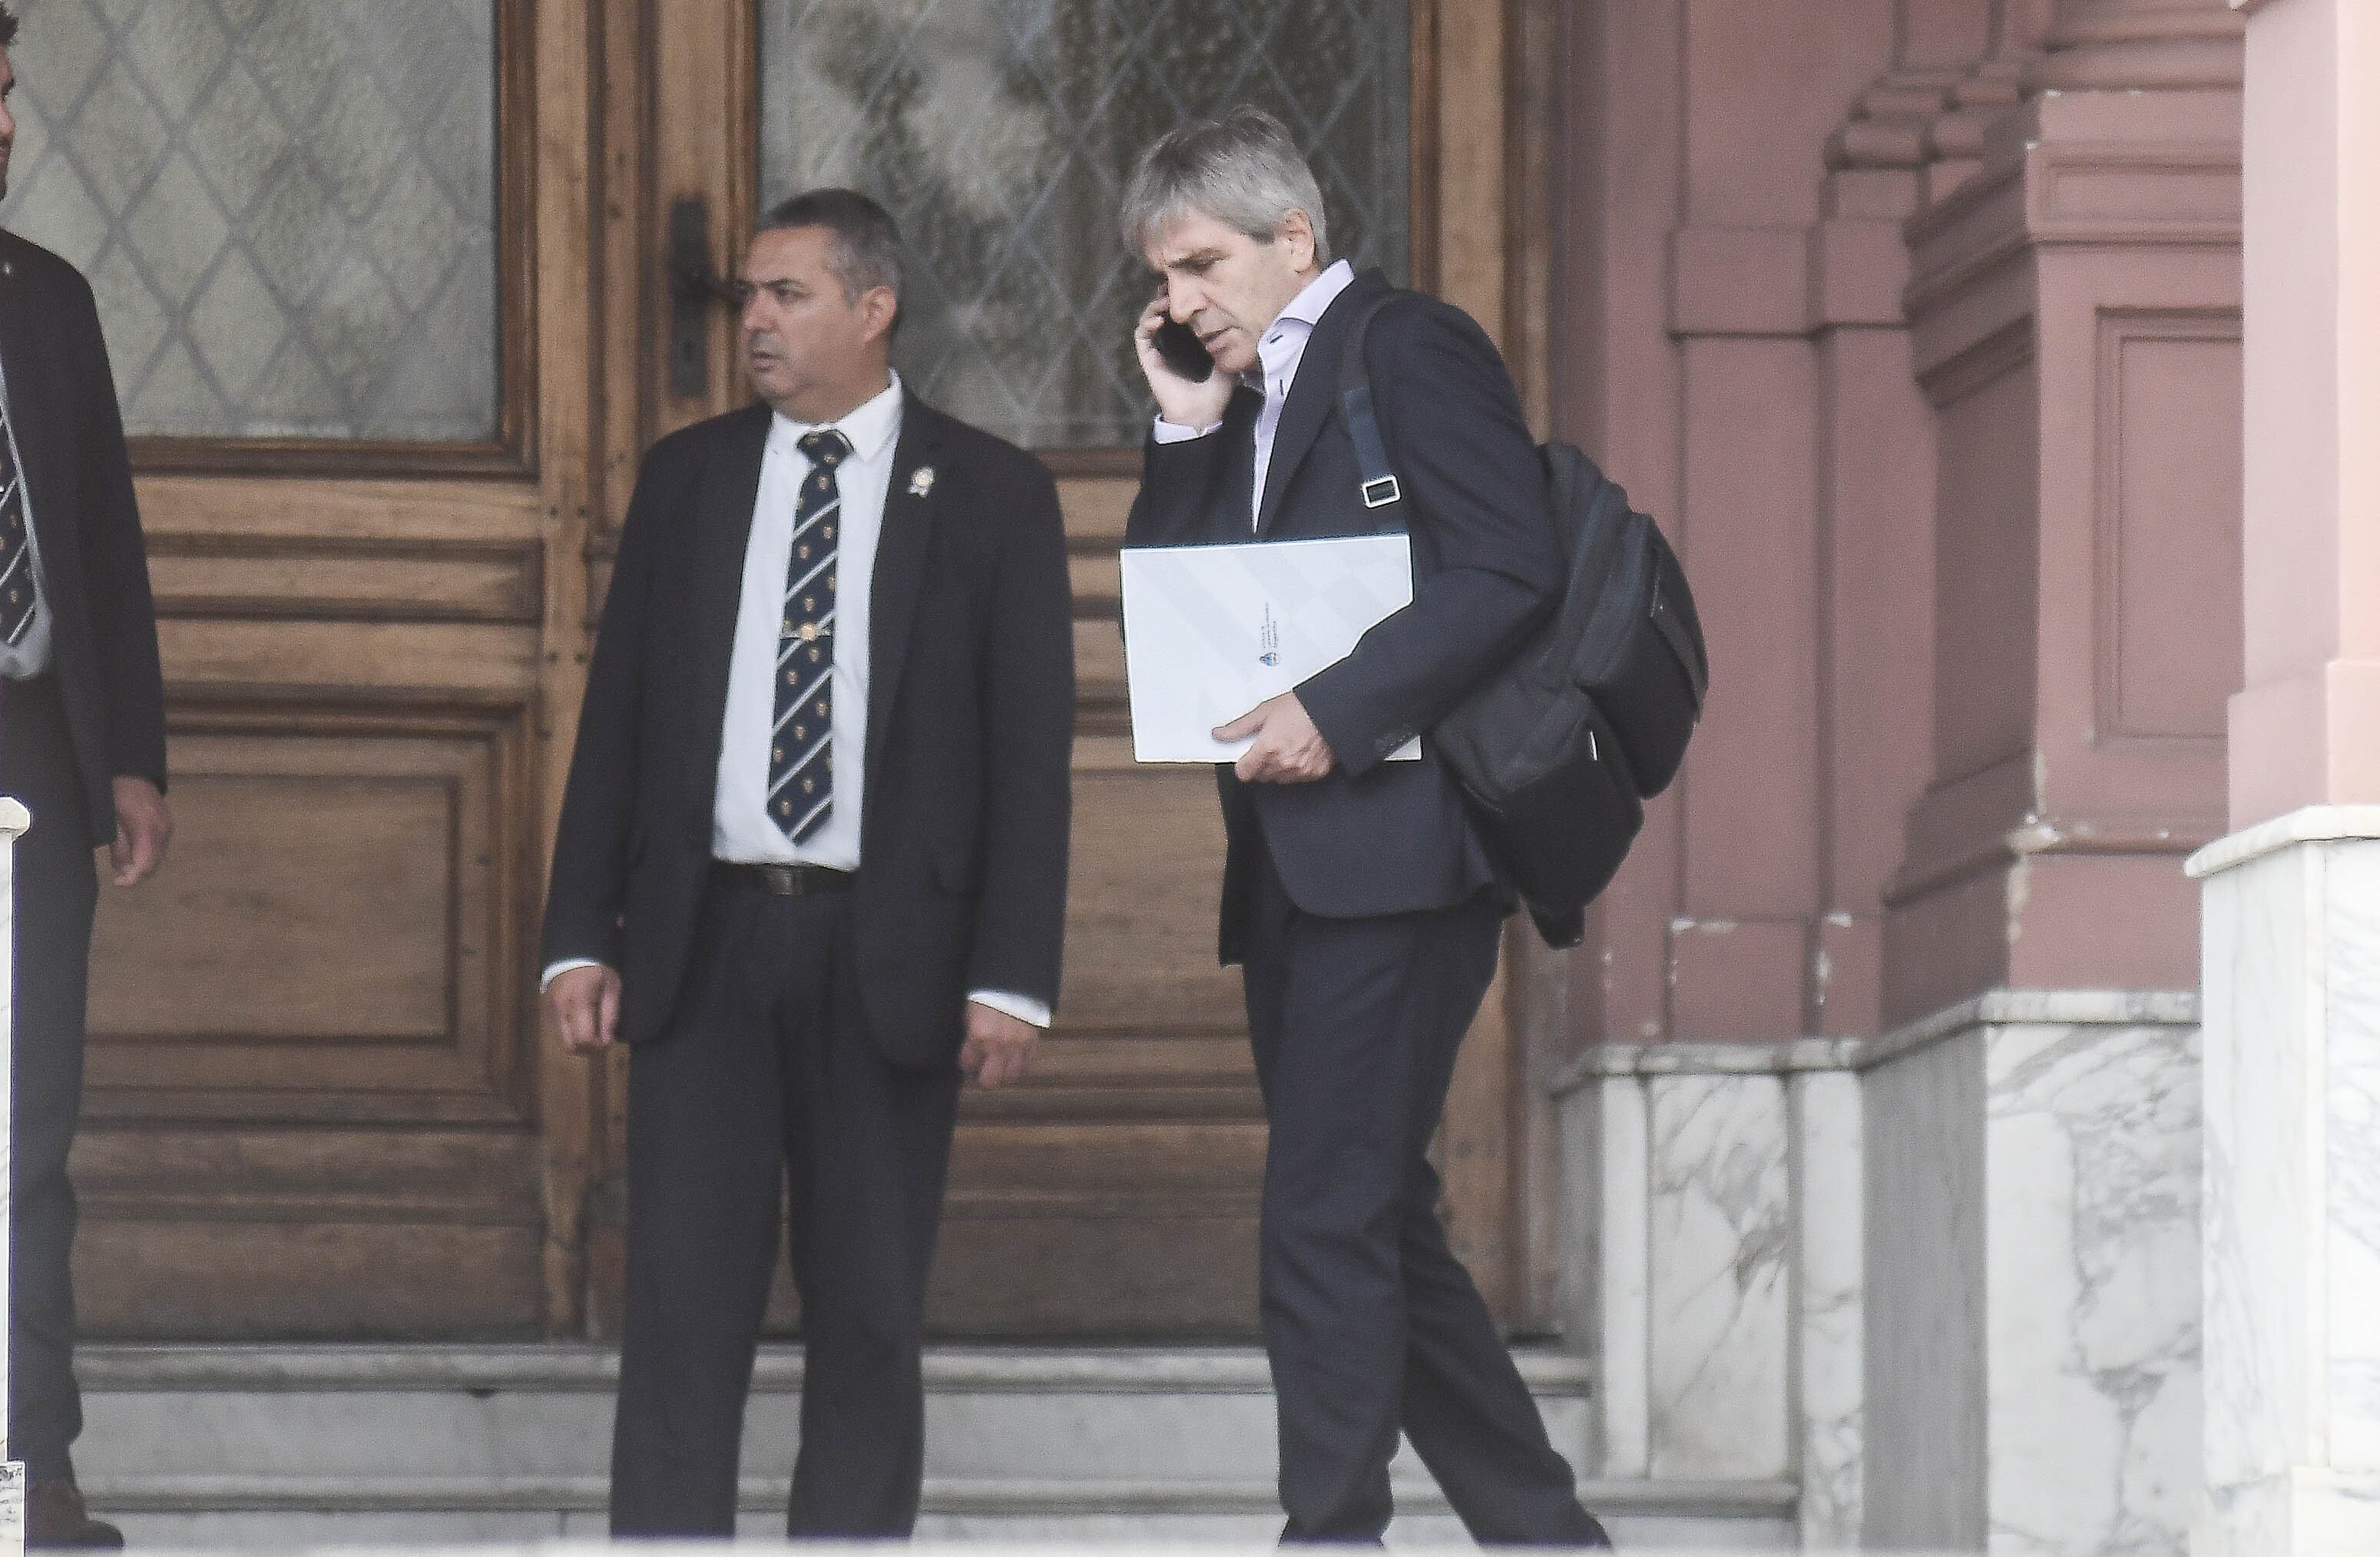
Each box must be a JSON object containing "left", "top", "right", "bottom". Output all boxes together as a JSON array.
[
  {"left": 761, "top": 0, "right": 1410, "bottom": 449},
  {"left": 1, "top": 0, "right": 500, "bottom": 441}
]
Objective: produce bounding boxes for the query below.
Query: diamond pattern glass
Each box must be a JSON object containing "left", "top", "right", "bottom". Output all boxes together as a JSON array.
[
  {"left": 1, "top": 0, "right": 499, "bottom": 441},
  {"left": 760, "top": 0, "right": 1410, "bottom": 450}
]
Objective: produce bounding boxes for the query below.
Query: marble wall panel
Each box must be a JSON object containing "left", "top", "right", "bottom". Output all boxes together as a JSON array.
[
  {"left": 1863, "top": 1026, "right": 1988, "bottom": 1552},
  {"left": 1646, "top": 1074, "right": 1791, "bottom": 1480},
  {"left": 2200, "top": 838, "right": 2317, "bottom": 1507},
  {"left": 1984, "top": 1021, "right": 2202, "bottom": 1555},
  {"left": 1586, "top": 1077, "right": 1654, "bottom": 1476},
  {"left": 2324, "top": 841, "right": 2380, "bottom": 1475},
  {"left": 1558, "top": 993, "right": 2199, "bottom": 1552},
  {"left": 2198, "top": 822, "right": 2380, "bottom": 1555},
  {"left": 1792, "top": 1070, "right": 1865, "bottom": 1548}
]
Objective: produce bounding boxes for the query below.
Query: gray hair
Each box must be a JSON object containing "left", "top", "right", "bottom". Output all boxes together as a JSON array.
[
  {"left": 757, "top": 188, "right": 903, "bottom": 329},
  {"left": 1120, "top": 107, "right": 1332, "bottom": 265}
]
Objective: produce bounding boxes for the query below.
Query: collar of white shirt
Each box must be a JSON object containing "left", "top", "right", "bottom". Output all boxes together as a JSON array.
[
  {"left": 1253, "top": 259, "right": 1357, "bottom": 400},
  {"left": 769, "top": 369, "right": 905, "bottom": 464}
]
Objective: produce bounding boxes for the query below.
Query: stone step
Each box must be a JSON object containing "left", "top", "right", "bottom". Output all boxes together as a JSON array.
[{"left": 67, "top": 1344, "right": 1796, "bottom": 1550}]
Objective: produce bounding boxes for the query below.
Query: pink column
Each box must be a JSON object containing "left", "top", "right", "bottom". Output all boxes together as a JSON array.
[
  {"left": 2226, "top": 0, "right": 2380, "bottom": 821},
  {"left": 1882, "top": 0, "right": 2246, "bottom": 1021},
  {"left": 2034, "top": 0, "right": 2253, "bottom": 87},
  {"left": 2192, "top": 5, "right": 2380, "bottom": 1553}
]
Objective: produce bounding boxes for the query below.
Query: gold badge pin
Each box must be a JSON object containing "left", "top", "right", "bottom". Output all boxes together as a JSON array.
[{"left": 908, "top": 465, "right": 936, "bottom": 498}]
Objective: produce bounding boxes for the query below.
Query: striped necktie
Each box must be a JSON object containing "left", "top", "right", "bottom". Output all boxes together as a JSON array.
[
  {"left": 769, "top": 428, "right": 850, "bottom": 843},
  {"left": 0, "top": 395, "right": 35, "bottom": 646}
]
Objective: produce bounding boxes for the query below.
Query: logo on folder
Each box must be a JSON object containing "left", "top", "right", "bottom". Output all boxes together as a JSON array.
[{"left": 1257, "top": 604, "right": 1280, "bottom": 667}]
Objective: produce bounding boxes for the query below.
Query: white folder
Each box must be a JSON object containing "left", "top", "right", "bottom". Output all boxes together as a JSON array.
[{"left": 1119, "top": 534, "right": 1422, "bottom": 765}]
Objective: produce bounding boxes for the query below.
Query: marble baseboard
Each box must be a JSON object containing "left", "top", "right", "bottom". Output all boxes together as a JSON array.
[
  {"left": 1791, "top": 1071, "right": 1865, "bottom": 1550},
  {"left": 1862, "top": 1025, "right": 1986, "bottom": 1552},
  {"left": 1557, "top": 990, "right": 2200, "bottom": 1554},
  {"left": 1980, "top": 1018, "right": 2201, "bottom": 1555},
  {"left": 2200, "top": 1468, "right": 2380, "bottom": 1557},
  {"left": 1648, "top": 1075, "right": 1792, "bottom": 1479},
  {"left": 1563, "top": 1056, "right": 1858, "bottom": 1546},
  {"left": 1570, "top": 1072, "right": 1793, "bottom": 1486},
  {"left": 2195, "top": 813, "right": 2380, "bottom": 1557}
]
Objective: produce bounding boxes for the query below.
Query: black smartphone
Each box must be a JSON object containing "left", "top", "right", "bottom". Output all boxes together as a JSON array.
[{"left": 1151, "top": 316, "right": 1215, "bottom": 383}]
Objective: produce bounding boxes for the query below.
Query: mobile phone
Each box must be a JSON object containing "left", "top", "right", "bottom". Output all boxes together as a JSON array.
[{"left": 1151, "top": 316, "right": 1215, "bottom": 383}]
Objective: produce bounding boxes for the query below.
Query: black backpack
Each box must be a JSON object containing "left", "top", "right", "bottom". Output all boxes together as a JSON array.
[{"left": 1337, "top": 293, "right": 1711, "bottom": 948}]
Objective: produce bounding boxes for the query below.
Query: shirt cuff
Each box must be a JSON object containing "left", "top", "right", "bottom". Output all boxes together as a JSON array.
[
  {"left": 967, "top": 989, "right": 1053, "bottom": 1030},
  {"left": 1152, "top": 416, "right": 1222, "bottom": 444},
  {"left": 540, "top": 958, "right": 607, "bottom": 993}
]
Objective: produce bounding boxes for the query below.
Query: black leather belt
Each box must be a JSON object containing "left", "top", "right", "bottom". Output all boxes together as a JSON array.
[{"left": 713, "top": 860, "right": 853, "bottom": 896}]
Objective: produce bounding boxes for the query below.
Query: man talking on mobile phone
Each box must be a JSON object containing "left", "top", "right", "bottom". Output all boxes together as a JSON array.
[{"left": 1120, "top": 109, "right": 1614, "bottom": 1548}]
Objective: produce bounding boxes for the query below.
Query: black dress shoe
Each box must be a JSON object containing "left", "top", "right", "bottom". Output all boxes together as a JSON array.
[{"left": 25, "top": 1476, "right": 124, "bottom": 1551}]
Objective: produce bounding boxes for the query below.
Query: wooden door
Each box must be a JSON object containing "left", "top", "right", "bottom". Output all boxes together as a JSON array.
[
  {"left": 12, "top": 0, "right": 596, "bottom": 1337},
  {"left": 625, "top": 0, "right": 1567, "bottom": 1338},
  {"left": 12, "top": 0, "right": 1558, "bottom": 1342}
]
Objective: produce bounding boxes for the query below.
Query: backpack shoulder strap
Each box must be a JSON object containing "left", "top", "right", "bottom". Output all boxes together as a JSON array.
[{"left": 1334, "top": 289, "right": 1418, "bottom": 511}]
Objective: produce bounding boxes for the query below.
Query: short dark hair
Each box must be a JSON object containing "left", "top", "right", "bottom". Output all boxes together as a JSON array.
[
  {"left": 756, "top": 188, "right": 902, "bottom": 332},
  {"left": 0, "top": 5, "right": 19, "bottom": 48}
]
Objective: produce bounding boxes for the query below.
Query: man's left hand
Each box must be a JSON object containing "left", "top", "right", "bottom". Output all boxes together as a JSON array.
[
  {"left": 1215, "top": 693, "right": 1337, "bottom": 784},
  {"left": 109, "top": 776, "right": 172, "bottom": 887},
  {"left": 961, "top": 1002, "right": 1040, "bottom": 1089}
]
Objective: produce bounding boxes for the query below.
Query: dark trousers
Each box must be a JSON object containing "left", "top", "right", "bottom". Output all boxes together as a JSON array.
[
  {"left": 1, "top": 675, "right": 98, "bottom": 1483},
  {"left": 610, "top": 870, "right": 962, "bottom": 1539},
  {"left": 1241, "top": 835, "right": 1610, "bottom": 1548}
]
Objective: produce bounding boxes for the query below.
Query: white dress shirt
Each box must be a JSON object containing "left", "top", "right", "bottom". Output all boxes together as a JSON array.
[
  {"left": 1154, "top": 259, "right": 1357, "bottom": 533},
  {"left": 543, "top": 372, "right": 1050, "bottom": 1030},
  {"left": 712, "top": 378, "right": 902, "bottom": 871},
  {"left": 0, "top": 342, "right": 58, "bottom": 679}
]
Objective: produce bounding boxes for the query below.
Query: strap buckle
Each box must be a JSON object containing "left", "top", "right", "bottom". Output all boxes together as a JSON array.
[{"left": 1360, "top": 474, "right": 1402, "bottom": 509}]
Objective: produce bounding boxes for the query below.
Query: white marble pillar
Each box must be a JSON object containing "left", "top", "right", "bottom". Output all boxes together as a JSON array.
[
  {"left": 2193, "top": 808, "right": 2380, "bottom": 1555},
  {"left": 0, "top": 797, "right": 27, "bottom": 1557},
  {"left": 1863, "top": 994, "right": 2202, "bottom": 1555}
]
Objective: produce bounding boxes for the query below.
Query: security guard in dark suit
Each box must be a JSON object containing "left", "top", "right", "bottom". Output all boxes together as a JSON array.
[{"left": 1, "top": 15, "right": 174, "bottom": 1548}]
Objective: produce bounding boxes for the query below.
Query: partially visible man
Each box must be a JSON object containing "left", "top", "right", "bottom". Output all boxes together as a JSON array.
[
  {"left": 1122, "top": 111, "right": 1613, "bottom": 1547},
  {"left": 541, "top": 189, "right": 1073, "bottom": 1536},
  {"left": 0, "top": 10, "right": 173, "bottom": 1549}
]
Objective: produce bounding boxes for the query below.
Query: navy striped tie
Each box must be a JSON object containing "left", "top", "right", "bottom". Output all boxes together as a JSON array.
[
  {"left": 0, "top": 398, "right": 35, "bottom": 646},
  {"left": 769, "top": 429, "right": 849, "bottom": 843}
]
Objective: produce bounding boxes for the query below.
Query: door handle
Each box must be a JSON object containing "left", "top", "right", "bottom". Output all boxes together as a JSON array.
[{"left": 667, "top": 197, "right": 740, "bottom": 398}]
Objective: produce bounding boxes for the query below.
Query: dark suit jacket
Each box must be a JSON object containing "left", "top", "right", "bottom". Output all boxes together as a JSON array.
[
  {"left": 540, "top": 395, "right": 1076, "bottom": 1066},
  {"left": 0, "top": 230, "right": 170, "bottom": 841},
  {"left": 1124, "top": 269, "right": 1561, "bottom": 962}
]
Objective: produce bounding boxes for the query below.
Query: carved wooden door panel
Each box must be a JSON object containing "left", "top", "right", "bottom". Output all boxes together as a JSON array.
[{"left": 7, "top": 0, "right": 597, "bottom": 1336}]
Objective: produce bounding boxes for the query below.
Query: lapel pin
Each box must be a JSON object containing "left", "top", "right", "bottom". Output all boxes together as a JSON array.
[{"left": 907, "top": 465, "right": 935, "bottom": 498}]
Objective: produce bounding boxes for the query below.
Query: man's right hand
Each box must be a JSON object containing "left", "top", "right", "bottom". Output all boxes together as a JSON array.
[
  {"left": 548, "top": 964, "right": 623, "bottom": 1054},
  {"left": 1136, "top": 294, "right": 1235, "bottom": 431}
]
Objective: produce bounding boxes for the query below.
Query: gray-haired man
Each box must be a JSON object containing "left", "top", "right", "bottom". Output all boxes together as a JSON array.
[{"left": 1121, "top": 110, "right": 1613, "bottom": 1547}]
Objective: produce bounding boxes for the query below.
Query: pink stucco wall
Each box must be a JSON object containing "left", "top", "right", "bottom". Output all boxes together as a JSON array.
[
  {"left": 2230, "top": 0, "right": 2380, "bottom": 821},
  {"left": 1554, "top": 0, "right": 2248, "bottom": 1050}
]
